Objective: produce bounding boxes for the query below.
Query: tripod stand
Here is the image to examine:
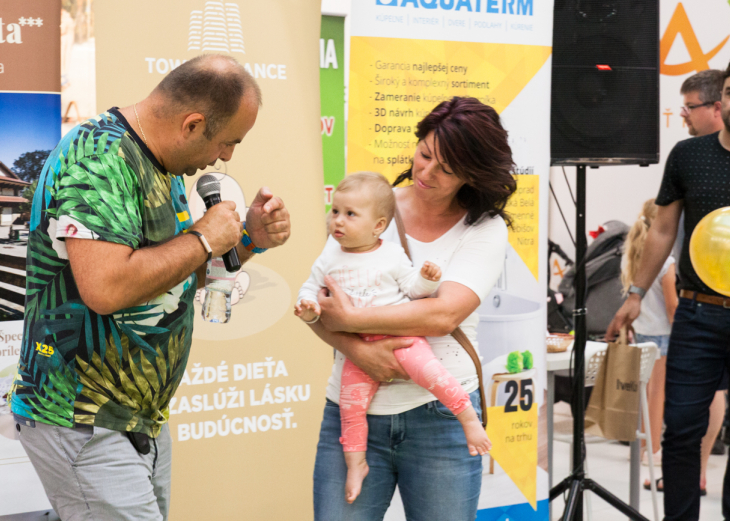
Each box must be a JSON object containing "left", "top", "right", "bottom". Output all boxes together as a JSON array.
[{"left": 548, "top": 165, "right": 650, "bottom": 521}]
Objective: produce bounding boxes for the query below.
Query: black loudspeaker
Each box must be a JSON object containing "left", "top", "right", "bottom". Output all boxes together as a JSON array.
[{"left": 551, "top": 0, "right": 660, "bottom": 166}]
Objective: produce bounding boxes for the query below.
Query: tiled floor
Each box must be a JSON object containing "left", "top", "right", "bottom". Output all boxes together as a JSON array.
[{"left": 550, "top": 401, "right": 726, "bottom": 521}]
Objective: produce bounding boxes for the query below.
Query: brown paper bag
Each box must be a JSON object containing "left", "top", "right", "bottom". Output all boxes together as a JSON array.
[{"left": 584, "top": 330, "right": 641, "bottom": 441}]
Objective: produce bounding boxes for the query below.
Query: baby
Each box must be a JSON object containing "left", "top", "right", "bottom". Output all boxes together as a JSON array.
[{"left": 296, "top": 172, "right": 491, "bottom": 504}]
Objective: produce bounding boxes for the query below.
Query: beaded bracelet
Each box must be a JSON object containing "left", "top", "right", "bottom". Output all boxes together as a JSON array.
[{"left": 241, "top": 222, "right": 268, "bottom": 254}]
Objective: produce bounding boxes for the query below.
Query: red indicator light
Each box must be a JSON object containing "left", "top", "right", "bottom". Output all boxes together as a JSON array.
[{"left": 596, "top": 64, "right": 612, "bottom": 71}]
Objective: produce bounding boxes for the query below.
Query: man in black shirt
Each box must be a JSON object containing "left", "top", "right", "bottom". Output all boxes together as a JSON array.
[{"left": 607, "top": 62, "right": 730, "bottom": 521}]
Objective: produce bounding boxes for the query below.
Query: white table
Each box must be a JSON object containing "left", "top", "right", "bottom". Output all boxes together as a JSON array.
[{"left": 546, "top": 341, "right": 643, "bottom": 516}]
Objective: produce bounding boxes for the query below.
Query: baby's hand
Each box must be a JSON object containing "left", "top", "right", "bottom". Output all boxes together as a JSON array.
[
  {"left": 421, "top": 261, "right": 442, "bottom": 282},
  {"left": 294, "top": 300, "right": 321, "bottom": 323}
]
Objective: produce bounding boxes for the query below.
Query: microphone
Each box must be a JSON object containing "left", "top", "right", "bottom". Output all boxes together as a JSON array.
[{"left": 196, "top": 174, "right": 241, "bottom": 272}]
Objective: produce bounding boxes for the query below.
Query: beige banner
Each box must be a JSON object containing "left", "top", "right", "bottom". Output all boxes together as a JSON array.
[
  {"left": 0, "top": 0, "right": 60, "bottom": 92},
  {"left": 95, "top": 1, "right": 327, "bottom": 519}
]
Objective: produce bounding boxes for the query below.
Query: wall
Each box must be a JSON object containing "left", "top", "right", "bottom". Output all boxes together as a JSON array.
[{"left": 548, "top": 0, "right": 730, "bottom": 289}]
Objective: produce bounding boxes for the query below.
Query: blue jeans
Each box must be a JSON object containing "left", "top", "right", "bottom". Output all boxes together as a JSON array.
[
  {"left": 313, "top": 389, "right": 483, "bottom": 521},
  {"left": 635, "top": 333, "right": 670, "bottom": 357},
  {"left": 663, "top": 298, "right": 730, "bottom": 521}
]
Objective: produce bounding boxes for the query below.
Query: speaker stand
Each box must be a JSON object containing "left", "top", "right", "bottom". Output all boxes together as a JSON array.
[{"left": 548, "top": 165, "right": 650, "bottom": 521}]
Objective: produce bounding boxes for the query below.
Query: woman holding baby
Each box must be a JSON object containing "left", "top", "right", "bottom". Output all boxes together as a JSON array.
[{"left": 303, "top": 97, "right": 515, "bottom": 520}]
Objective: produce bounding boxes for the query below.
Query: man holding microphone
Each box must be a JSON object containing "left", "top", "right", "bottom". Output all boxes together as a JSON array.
[{"left": 10, "top": 54, "right": 290, "bottom": 520}]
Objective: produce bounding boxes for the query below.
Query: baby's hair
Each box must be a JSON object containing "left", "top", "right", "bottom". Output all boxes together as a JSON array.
[{"left": 336, "top": 171, "right": 396, "bottom": 225}]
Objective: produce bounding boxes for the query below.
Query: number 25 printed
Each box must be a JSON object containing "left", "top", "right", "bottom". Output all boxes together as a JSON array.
[{"left": 504, "top": 378, "right": 533, "bottom": 413}]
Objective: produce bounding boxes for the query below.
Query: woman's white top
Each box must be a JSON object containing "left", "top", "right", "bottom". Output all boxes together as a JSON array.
[
  {"left": 629, "top": 255, "right": 675, "bottom": 336},
  {"left": 317, "top": 209, "right": 508, "bottom": 415}
]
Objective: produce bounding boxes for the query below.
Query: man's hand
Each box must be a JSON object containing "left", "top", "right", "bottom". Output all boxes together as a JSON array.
[
  {"left": 245, "top": 187, "right": 290, "bottom": 249},
  {"left": 190, "top": 200, "right": 242, "bottom": 257},
  {"left": 318, "top": 275, "right": 355, "bottom": 332},
  {"left": 605, "top": 294, "right": 642, "bottom": 341},
  {"left": 349, "top": 336, "right": 412, "bottom": 382}
]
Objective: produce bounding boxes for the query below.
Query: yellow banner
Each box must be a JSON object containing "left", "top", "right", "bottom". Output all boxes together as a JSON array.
[
  {"left": 487, "top": 402, "right": 539, "bottom": 509},
  {"left": 506, "top": 174, "right": 540, "bottom": 280},
  {"left": 95, "top": 2, "right": 328, "bottom": 520},
  {"left": 347, "top": 36, "right": 552, "bottom": 181}
]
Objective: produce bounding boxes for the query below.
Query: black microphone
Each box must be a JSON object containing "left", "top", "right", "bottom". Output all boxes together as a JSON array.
[{"left": 196, "top": 174, "right": 241, "bottom": 272}]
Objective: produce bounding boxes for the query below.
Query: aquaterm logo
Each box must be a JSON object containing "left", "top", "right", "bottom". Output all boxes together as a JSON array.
[
  {"left": 188, "top": 1, "right": 244, "bottom": 54},
  {"left": 376, "top": 0, "right": 533, "bottom": 16}
]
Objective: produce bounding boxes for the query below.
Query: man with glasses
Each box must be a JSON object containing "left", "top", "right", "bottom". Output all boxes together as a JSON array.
[
  {"left": 678, "top": 68, "right": 729, "bottom": 477},
  {"left": 680, "top": 69, "right": 724, "bottom": 137},
  {"left": 673, "top": 69, "right": 725, "bottom": 263},
  {"left": 607, "top": 64, "right": 730, "bottom": 521}
]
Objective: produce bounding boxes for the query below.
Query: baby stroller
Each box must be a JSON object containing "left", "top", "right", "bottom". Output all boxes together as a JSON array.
[
  {"left": 557, "top": 220, "right": 630, "bottom": 338},
  {"left": 551, "top": 220, "right": 629, "bottom": 406}
]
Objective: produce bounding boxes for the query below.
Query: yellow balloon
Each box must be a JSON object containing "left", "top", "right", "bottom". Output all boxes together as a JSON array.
[{"left": 690, "top": 207, "right": 730, "bottom": 297}]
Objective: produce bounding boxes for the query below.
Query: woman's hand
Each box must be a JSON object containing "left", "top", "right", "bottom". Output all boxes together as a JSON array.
[
  {"left": 349, "top": 336, "right": 413, "bottom": 382},
  {"left": 318, "top": 275, "right": 357, "bottom": 332},
  {"left": 306, "top": 321, "right": 412, "bottom": 382}
]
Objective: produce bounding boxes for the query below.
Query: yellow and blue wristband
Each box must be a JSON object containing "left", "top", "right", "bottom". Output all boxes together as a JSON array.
[{"left": 241, "top": 222, "right": 268, "bottom": 254}]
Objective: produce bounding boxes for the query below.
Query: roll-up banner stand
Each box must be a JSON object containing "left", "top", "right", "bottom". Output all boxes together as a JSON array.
[
  {"left": 321, "top": 15, "right": 346, "bottom": 212},
  {"left": 93, "top": 1, "right": 329, "bottom": 519},
  {"left": 347, "top": 2, "right": 553, "bottom": 518},
  {"left": 0, "top": 0, "right": 60, "bottom": 516}
]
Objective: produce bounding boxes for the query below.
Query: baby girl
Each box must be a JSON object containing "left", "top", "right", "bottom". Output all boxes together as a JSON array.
[{"left": 296, "top": 172, "right": 490, "bottom": 503}]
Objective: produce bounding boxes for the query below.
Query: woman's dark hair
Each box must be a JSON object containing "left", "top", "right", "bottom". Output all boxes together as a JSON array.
[{"left": 393, "top": 96, "right": 516, "bottom": 226}]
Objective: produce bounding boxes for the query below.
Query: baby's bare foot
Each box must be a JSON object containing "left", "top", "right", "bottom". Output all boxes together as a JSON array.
[
  {"left": 344, "top": 451, "right": 369, "bottom": 504},
  {"left": 457, "top": 406, "right": 492, "bottom": 456}
]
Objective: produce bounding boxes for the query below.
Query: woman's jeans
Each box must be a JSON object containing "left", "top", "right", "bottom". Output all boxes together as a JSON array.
[
  {"left": 313, "top": 389, "right": 483, "bottom": 521},
  {"left": 663, "top": 297, "right": 730, "bottom": 521},
  {"left": 634, "top": 333, "right": 670, "bottom": 357}
]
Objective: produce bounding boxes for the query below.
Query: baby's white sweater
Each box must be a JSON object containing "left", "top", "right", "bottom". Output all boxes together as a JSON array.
[{"left": 298, "top": 240, "right": 438, "bottom": 309}]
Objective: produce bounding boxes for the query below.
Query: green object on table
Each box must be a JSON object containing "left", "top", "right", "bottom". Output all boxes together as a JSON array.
[
  {"left": 522, "top": 350, "right": 534, "bottom": 370},
  {"left": 506, "top": 351, "right": 523, "bottom": 373}
]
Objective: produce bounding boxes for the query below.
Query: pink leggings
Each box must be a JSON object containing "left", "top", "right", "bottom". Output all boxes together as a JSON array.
[{"left": 339, "top": 335, "right": 472, "bottom": 452}]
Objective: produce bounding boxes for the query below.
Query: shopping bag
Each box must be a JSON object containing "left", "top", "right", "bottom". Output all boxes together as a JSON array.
[{"left": 584, "top": 329, "right": 641, "bottom": 441}]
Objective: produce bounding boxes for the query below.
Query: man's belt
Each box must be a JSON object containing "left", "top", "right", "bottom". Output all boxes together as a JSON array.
[{"left": 679, "top": 289, "right": 730, "bottom": 308}]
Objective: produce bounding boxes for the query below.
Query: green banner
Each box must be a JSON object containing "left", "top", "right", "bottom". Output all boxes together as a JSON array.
[{"left": 320, "top": 15, "right": 345, "bottom": 212}]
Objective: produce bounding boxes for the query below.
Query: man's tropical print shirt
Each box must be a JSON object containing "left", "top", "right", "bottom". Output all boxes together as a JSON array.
[{"left": 10, "top": 108, "right": 196, "bottom": 437}]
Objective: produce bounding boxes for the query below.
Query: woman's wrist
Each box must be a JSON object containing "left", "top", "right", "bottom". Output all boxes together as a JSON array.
[
  {"left": 342, "top": 305, "right": 366, "bottom": 334},
  {"left": 310, "top": 321, "right": 361, "bottom": 356}
]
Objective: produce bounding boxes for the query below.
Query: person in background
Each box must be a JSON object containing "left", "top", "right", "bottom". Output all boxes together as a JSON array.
[
  {"left": 607, "top": 62, "right": 730, "bottom": 521},
  {"left": 620, "top": 200, "right": 677, "bottom": 476},
  {"left": 679, "top": 70, "right": 728, "bottom": 492}
]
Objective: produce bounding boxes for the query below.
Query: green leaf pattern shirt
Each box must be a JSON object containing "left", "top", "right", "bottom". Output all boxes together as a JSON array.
[{"left": 10, "top": 108, "right": 196, "bottom": 437}]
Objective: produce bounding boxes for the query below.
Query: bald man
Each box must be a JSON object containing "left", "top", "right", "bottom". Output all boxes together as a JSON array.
[{"left": 10, "top": 55, "right": 290, "bottom": 520}]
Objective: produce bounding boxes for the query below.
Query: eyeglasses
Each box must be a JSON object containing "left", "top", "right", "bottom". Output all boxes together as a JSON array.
[{"left": 680, "top": 101, "right": 715, "bottom": 114}]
